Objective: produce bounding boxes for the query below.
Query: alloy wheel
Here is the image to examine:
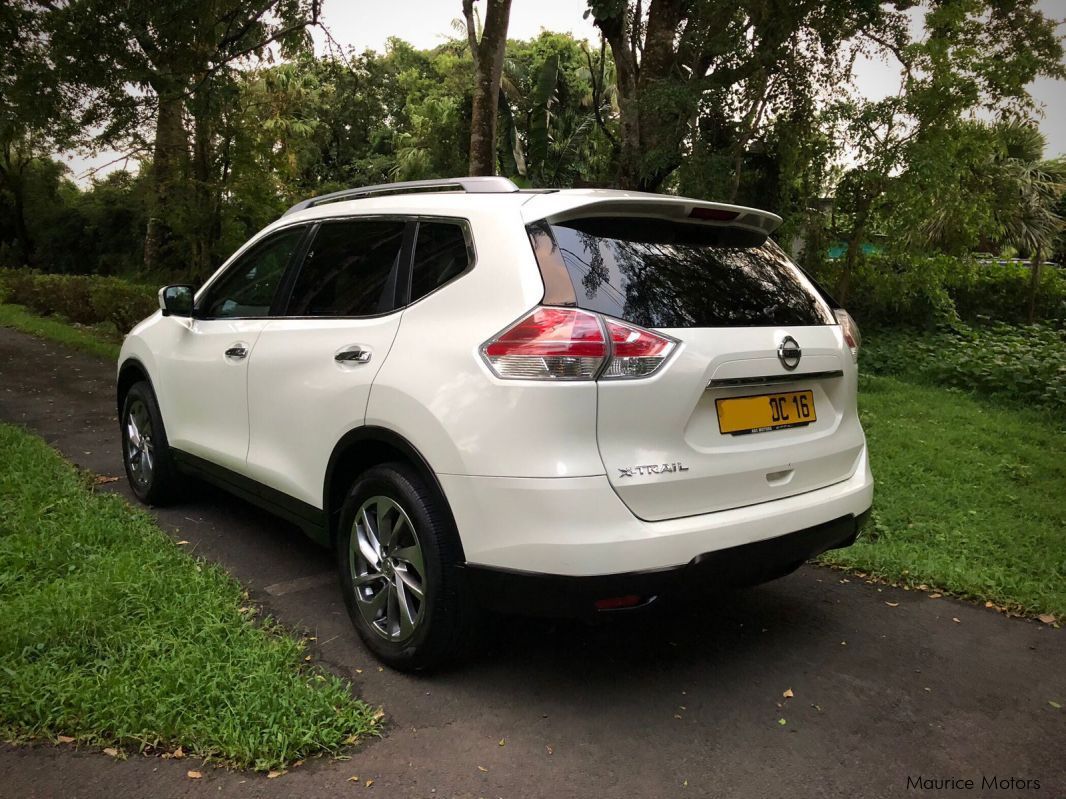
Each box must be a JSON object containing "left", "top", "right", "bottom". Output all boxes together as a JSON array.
[
  {"left": 350, "top": 496, "right": 427, "bottom": 642},
  {"left": 125, "top": 399, "right": 155, "bottom": 490}
]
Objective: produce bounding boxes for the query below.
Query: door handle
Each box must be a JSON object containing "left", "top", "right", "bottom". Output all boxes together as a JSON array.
[
  {"left": 335, "top": 347, "right": 372, "bottom": 364},
  {"left": 225, "top": 346, "right": 249, "bottom": 360}
]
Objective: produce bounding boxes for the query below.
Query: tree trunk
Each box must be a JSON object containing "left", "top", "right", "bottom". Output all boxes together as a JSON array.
[
  {"left": 143, "top": 91, "right": 188, "bottom": 274},
  {"left": 1027, "top": 246, "right": 1043, "bottom": 324},
  {"left": 1, "top": 145, "right": 34, "bottom": 265},
  {"left": 464, "top": 0, "right": 513, "bottom": 177}
]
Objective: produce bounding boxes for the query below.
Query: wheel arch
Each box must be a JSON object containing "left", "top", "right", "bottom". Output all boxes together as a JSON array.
[
  {"left": 116, "top": 357, "right": 154, "bottom": 417},
  {"left": 324, "top": 426, "right": 464, "bottom": 558}
]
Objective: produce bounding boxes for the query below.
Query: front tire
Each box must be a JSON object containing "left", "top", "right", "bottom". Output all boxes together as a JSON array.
[
  {"left": 335, "top": 463, "right": 474, "bottom": 671},
  {"left": 120, "top": 380, "right": 184, "bottom": 506}
]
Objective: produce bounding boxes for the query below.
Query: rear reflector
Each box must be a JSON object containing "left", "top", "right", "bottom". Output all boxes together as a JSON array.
[
  {"left": 834, "top": 308, "right": 861, "bottom": 361},
  {"left": 594, "top": 595, "right": 643, "bottom": 610},
  {"left": 689, "top": 207, "right": 739, "bottom": 222}
]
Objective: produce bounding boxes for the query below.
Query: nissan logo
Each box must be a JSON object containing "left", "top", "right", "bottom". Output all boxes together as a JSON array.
[{"left": 778, "top": 336, "right": 801, "bottom": 370}]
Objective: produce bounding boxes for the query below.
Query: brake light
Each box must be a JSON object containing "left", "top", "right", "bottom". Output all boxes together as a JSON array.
[
  {"left": 601, "top": 318, "right": 676, "bottom": 379},
  {"left": 481, "top": 307, "right": 677, "bottom": 381},
  {"left": 481, "top": 307, "right": 607, "bottom": 379},
  {"left": 834, "top": 308, "right": 861, "bottom": 361}
]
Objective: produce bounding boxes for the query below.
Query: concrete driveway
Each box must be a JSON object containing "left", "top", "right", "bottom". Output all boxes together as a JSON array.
[{"left": 0, "top": 326, "right": 1063, "bottom": 799}]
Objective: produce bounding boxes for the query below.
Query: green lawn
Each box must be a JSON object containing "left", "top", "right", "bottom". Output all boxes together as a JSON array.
[
  {"left": 0, "top": 423, "right": 379, "bottom": 770},
  {"left": 821, "top": 374, "right": 1066, "bottom": 617},
  {"left": 0, "top": 303, "right": 121, "bottom": 360}
]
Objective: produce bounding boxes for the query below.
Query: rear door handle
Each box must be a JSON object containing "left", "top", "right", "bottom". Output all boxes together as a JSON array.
[
  {"left": 335, "top": 347, "right": 372, "bottom": 364},
  {"left": 225, "top": 345, "right": 249, "bottom": 360}
]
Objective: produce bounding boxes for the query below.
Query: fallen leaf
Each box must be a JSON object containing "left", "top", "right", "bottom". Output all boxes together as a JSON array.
[
  {"left": 103, "top": 747, "right": 119, "bottom": 758},
  {"left": 355, "top": 669, "right": 363, "bottom": 674},
  {"left": 186, "top": 770, "right": 202, "bottom": 780},
  {"left": 840, "top": 640, "right": 847, "bottom": 646},
  {"left": 952, "top": 617, "right": 961, "bottom": 624},
  {"left": 267, "top": 771, "right": 285, "bottom": 779},
  {"left": 885, "top": 602, "right": 899, "bottom": 607},
  {"left": 176, "top": 540, "right": 190, "bottom": 545},
  {"left": 57, "top": 735, "right": 75, "bottom": 744},
  {"left": 348, "top": 776, "right": 361, "bottom": 782},
  {"left": 365, "top": 779, "right": 374, "bottom": 787},
  {"left": 93, "top": 475, "right": 120, "bottom": 484},
  {"left": 778, "top": 718, "right": 787, "bottom": 726},
  {"left": 545, "top": 745, "right": 553, "bottom": 755},
  {"left": 1049, "top": 701, "right": 1062, "bottom": 710},
  {"left": 304, "top": 655, "right": 312, "bottom": 661},
  {"left": 477, "top": 765, "right": 488, "bottom": 772},
  {"left": 985, "top": 601, "right": 995, "bottom": 608},
  {"left": 928, "top": 593, "right": 942, "bottom": 599},
  {"left": 673, "top": 714, "right": 682, "bottom": 720},
  {"left": 1037, "top": 613, "right": 1056, "bottom": 624},
  {"left": 498, "top": 739, "right": 505, "bottom": 746},
  {"left": 292, "top": 760, "right": 304, "bottom": 768},
  {"left": 783, "top": 688, "right": 794, "bottom": 699},
  {"left": 172, "top": 745, "right": 185, "bottom": 759}
]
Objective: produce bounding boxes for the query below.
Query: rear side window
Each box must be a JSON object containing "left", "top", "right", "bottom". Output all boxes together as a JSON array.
[
  {"left": 409, "top": 221, "right": 471, "bottom": 303},
  {"left": 529, "top": 218, "right": 834, "bottom": 328},
  {"left": 287, "top": 219, "right": 405, "bottom": 317}
]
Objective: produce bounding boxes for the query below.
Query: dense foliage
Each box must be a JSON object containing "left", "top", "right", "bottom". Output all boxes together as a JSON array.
[{"left": 862, "top": 323, "right": 1066, "bottom": 411}]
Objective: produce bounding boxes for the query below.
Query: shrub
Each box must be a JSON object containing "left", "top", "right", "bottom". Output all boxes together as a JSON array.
[
  {"left": 809, "top": 253, "right": 1066, "bottom": 328},
  {"left": 862, "top": 322, "right": 1066, "bottom": 409},
  {"left": 0, "top": 269, "right": 156, "bottom": 334}
]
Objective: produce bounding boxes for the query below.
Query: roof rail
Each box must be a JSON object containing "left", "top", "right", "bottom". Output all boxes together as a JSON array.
[{"left": 283, "top": 176, "right": 519, "bottom": 216}]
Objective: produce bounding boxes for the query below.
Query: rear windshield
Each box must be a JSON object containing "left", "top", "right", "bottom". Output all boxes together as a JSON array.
[{"left": 528, "top": 218, "right": 834, "bottom": 328}]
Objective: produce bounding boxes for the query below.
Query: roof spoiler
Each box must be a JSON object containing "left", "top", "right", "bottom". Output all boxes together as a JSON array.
[{"left": 533, "top": 196, "right": 782, "bottom": 238}]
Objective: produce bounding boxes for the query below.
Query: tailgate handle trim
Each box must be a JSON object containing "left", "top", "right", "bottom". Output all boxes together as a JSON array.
[{"left": 707, "top": 370, "right": 843, "bottom": 389}]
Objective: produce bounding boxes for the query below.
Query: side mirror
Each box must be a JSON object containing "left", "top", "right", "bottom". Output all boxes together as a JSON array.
[{"left": 159, "top": 285, "right": 195, "bottom": 317}]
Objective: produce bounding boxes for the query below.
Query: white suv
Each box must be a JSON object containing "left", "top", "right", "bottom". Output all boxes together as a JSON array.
[{"left": 117, "top": 177, "right": 872, "bottom": 669}]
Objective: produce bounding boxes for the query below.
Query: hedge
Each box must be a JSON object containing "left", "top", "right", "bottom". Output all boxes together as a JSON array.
[
  {"left": 809, "top": 254, "right": 1066, "bottom": 329},
  {"left": 0, "top": 270, "right": 157, "bottom": 334}
]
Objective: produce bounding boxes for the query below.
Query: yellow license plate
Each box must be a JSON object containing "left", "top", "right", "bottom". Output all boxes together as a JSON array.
[{"left": 716, "top": 390, "right": 816, "bottom": 435}]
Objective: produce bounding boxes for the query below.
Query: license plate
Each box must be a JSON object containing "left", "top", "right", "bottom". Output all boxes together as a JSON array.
[{"left": 716, "top": 390, "right": 816, "bottom": 435}]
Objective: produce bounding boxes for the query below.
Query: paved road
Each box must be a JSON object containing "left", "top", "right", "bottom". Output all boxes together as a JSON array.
[{"left": 0, "top": 326, "right": 1063, "bottom": 799}]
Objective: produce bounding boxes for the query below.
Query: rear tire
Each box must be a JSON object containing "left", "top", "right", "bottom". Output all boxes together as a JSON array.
[
  {"left": 120, "top": 381, "right": 185, "bottom": 506},
  {"left": 335, "top": 462, "right": 475, "bottom": 671}
]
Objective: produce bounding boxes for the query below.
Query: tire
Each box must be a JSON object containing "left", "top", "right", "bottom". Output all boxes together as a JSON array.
[
  {"left": 120, "top": 380, "right": 185, "bottom": 506},
  {"left": 335, "top": 462, "right": 475, "bottom": 671}
]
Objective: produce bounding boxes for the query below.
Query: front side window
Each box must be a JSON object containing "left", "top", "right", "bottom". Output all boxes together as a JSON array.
[
  {"left": 409, "top": 221, "right": 471, "bottom": 303},
  {"left": 287, "top": 219, "right": 406, "bottom": 317},
  {"left": 202, "top": 227, "right": 304, "bottom": 318}
]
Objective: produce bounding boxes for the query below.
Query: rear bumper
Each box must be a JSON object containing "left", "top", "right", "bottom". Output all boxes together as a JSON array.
[
  {"left": 464, "top": 510, "right": 867, "bottom": 618},
  {"left": 440, "top": 445, "right": 873, "bottom": 577}
]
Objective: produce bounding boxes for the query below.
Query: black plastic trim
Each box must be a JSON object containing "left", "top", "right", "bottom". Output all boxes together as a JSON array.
[
  {"left": 464, "top": 512, "right": 868, "bottom": 619},
  {"left": 172, "top": 449, "right": 328, "bottom": 545}
]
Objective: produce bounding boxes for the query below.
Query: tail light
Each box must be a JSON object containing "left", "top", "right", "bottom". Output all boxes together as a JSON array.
[
  {"left": 601, "top": 318, "right": 676, "bottom": 379},
  {"left": 481, "top": 307, "right": 676, "bottom": 381},
  {"left": 834, "top": 308, "right": 861, "bottom": 361}
]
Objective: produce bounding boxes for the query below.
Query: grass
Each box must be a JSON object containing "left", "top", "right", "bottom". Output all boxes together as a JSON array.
[
  {"left": 820, "top": 374, "right": 1066, "bottom": 617},
  {"left": 0, "top": 303, "right": 121, "bottom": 360},
  {"left": 0, "top": 423, "right": 379, "bottom": 770}
]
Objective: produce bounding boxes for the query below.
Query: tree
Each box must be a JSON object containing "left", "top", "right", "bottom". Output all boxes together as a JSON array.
[
  {"left": 585, "top": 0, "right": 898, "bottom": 192},
  {"left": 829, "top": 0, "right": 1063, "bottom": 302},
  {"left": 461, "top": 0, "right": 513, "bottom": 176},
  {"left": 36, "top": 0, "right": 321, "bottom": 273},
  {"left": 0, "top": 2, "right": 77, "bottom": 265},
  {"left": 989, "top": 124, "right": 1065, "bottom": 323}
]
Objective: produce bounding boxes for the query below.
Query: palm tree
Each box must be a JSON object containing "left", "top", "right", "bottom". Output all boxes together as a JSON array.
[{"left": 992, "top": 122, "right": 1065, "bottom": 323}]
